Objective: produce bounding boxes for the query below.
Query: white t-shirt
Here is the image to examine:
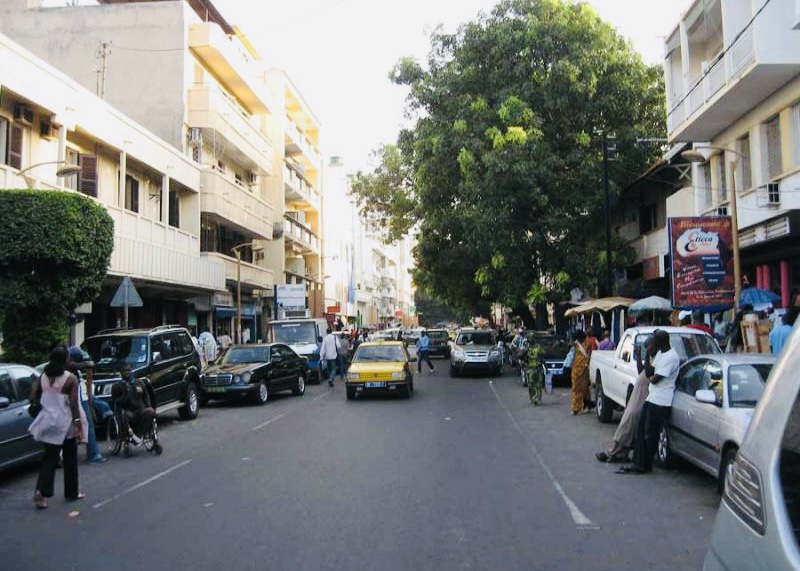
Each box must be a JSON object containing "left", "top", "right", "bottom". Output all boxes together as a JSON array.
[
  {"left": 320, "top": 334, "right": 338, "bottom": 360},
  {"left": 646, "top": 348, "right": 681, "bottom": 407}
]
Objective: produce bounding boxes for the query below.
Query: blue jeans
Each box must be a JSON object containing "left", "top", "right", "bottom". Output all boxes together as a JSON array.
[
  {"left": 326, "top": 359, "right": 337, "bottom": 382},
  {"left": 81, "top": 400, "right": 102, "bottom": 461}
]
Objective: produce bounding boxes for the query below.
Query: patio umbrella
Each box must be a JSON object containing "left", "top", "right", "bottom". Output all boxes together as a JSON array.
[
  {"left": 739, "top": 287, "right": 780, "bottom": 309},
  {"left": 628, "top": 295, "right": 673, "bottom": 323}
]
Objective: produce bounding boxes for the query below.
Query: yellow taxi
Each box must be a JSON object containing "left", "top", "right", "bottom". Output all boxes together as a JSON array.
[{"left": 345, "top": 341, "right": 415, "bottom": 400}]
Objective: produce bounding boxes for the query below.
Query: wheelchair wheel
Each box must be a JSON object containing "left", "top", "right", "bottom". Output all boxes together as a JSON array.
[
  {"left": 106, "top": 414, "right": 123, "bottom": 456},
  {"left": 143, "top": 418, "right": 160, "bottom": 453}
]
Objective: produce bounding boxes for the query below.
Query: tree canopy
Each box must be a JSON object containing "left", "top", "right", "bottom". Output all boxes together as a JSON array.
[
  {"left": 0, "top": 189, "right": 114, "bottom": 363},
  {"left": 350, "top": 0, "right": 665, "bottom": 314}
]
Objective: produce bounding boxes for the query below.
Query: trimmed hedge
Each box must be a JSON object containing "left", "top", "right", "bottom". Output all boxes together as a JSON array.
[{"left": 0, "top": 189, "right": 114, "bottom": 363}]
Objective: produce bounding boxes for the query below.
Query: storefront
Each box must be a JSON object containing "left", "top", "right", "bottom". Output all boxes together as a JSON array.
[{"left": 740, "top": 212, "right": 800, "bottom": 308}]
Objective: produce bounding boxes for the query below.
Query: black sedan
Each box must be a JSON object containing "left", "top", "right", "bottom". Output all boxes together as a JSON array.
[{"left": 201, "top": 344, "right": 307, "bottom": 405}]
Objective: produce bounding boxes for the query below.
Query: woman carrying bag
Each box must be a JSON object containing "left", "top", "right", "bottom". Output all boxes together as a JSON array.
[{"left": 28, "top": 346, "right": 87, "bottom": 509}]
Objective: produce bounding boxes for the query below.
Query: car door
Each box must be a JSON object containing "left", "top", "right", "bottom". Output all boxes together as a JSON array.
[
  {"left": 270, "top": 345, "right": 292, "bottom": 390},
  {"left": 0, "top": 368, "right": 37, "bottom": 469},
  {"left": 685, "top": 359, "right": 724, "bottom": 474},
  {"left": 281, "top": 345, "right": 303, "bottom": 386},
  {"left": 669, "top": 358, "right": 710, "bottom": 461},
  {"left": 148, "top": 333, "right": 183, "bottom": 406}
]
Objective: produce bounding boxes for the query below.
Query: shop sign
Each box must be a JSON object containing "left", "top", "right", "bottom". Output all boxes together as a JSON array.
[
  {"left": 213, "top": 291, "right": 234, "bottom": 307},
  {"left": 276, "top": 284, "right": 306, "bottom": 310},
  {"left": 327, "top": 305, "right": 341, "bottom": 314},
  {"left": 669, "top": 217, "right": 734, "bottom": 311}
]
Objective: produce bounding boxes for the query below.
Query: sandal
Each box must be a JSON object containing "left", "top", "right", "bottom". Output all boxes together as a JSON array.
[
  {"left": 66, "top": 492, "right": 87, "bottom": 501},
  {"left": 616, "top": 465, "right": 646, "bottom": 475},
  {"left": 34, "top": 491, "right": 47, "bottom": 509}
]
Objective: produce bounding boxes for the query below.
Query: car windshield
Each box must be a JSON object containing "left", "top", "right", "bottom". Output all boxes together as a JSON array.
[
  {"left": 223, "top": 346, "right": 271, "bottom": 364},
  {"left": 728, "top": 364, "right": 772, "bottom": 408},
  {"left": 456, "top": 332, "right": 495, "bottom": 346},
  {"left": 271, "top": 323, "right": 316, "bottom": 345},
  {"left": 84, "top": 335, "right": 149, "bottom": 367},
  {"left": 668, "top": 332, "right": 721, "bottom": 361},
  {"left": 428, "top": 331, "right": 448, "bottom": 341},
  {"left": 353, "top": 345, "right": 406, "bottom": 362}
]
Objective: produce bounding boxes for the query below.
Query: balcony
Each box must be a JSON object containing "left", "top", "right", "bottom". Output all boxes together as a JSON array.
[
  {"left": 283, "top": 216, "right": 320, "bottom": 255},
  {"left": 188, "top": 22, "right": 273, "bottom": 115},
  {"left": 284, "top": 116, "right": 321, "bottom": 172},
  {"left": 188, "top": 84, "right": 274, "bottom": 172},
  {"left": 665, "top": 0, "right": 800, "bottom": 141},
  {"left": 201, "top": 251, "right": 275, "bottom": 290},
  {"left": 200, "top": 167, "right": 273, "bottom": 240},
  {"left": 106, "top": 205, "right": 226, "bottom": 291},
  {"left": 283, "top": 164, "right": 321, "bottom": 211}
]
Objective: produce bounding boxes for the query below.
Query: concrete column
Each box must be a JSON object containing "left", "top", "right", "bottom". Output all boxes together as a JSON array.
[
  {"left": 162, "top": 174, "right": 170, "bottom": 224},
  {"left": 57, "top": 121, "right": 67, "bottom": 164},
  {"left": 118, "top": 151, "right": 127, "bottom": 207},
  {"left": 756, "top": 265, "right": 763, "bottom": 289},
  {"left": 764, "top": 264, "right": 771, "bottom": 291},
  {"left": 781, "top": 260, "right": 790, "bottom": 307}
]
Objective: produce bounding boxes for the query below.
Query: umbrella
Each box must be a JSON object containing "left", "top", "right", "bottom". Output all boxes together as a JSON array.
[
  {"left": 739, "top": 287, "right": 780, "bottom": 309},
  {"left": 629, "top": 295, "right": 673, "bottom": 324},
  {"left": 564, "top": 297, "right": 636, "bottom": 317}
]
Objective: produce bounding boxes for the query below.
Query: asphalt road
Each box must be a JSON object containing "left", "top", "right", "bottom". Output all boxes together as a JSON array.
[{"left": 1, "top": 362, "right": 721, "bottom": 571}]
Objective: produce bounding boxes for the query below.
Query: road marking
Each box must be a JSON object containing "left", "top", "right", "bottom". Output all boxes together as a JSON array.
[
  {"left": 92, "top": 459, "right": 192, "bottom": 509},
  {"left": 489, "top": 381, "right": 598, "bottom": 529},
  {"left": 250, "top": 412, "right": 287, "bottom": 431}
]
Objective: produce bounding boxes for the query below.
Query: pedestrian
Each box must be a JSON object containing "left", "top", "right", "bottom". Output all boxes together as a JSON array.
[
  {"left": 595, "top": 334, "right": 656, "bottom": 463},
  {"left": 618, "top": 330, "right": 681, "bottom": 475},
  {"left": 217, "top": 330, "right": 233, "bottom": 351},
  {"left": 320, "top": 328, "right": 339, "bottom": 387},
  {"left": 198, "top": 329, "right": 217, "bottom": 366},
  {"left": 416, "top": 330, "right": 435, "bottom": 374},
  {"left": 29, "top": 346, "right": 87, "bottom": 509},
  {"left": 241, "top": 326, "right": 251, "bottom": 345},
  {"left": 570, "top": 330, "right": 592, "bottom": 415},
  {"left": 597, "top": 330, "right": 616, "bottom": 351},
  {"left": 586, "top": 327, "right": 599, "bottom": 352},
  {"left": 770, "top": 307, "right": 798, "bottom": 355},
  {"left": 67, "top": 346, "right": 108, "bottom": 464}
]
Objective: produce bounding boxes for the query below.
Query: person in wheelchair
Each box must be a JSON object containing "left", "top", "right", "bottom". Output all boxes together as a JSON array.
[{"left": 110, "top": 364, "right": 156, "bottom": 445}]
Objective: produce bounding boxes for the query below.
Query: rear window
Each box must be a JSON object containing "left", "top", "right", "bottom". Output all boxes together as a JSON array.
[
  {"left": 353, "top": 345, "right": 405, "bottom": 362},
  {"left": 428, "top": 331, "right": 448, "bottom": 341}
]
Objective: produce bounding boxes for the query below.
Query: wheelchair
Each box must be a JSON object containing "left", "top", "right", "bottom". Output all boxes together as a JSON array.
[{"left": 106, "top": 406, "right": 163, "bottom": 457}]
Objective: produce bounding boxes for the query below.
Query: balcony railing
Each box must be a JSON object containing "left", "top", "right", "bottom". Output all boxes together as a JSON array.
[
  {"left": 283, "top": 216, "right": 320, "bottom": 253},
  {"left": 202, "top": 251, "right": 275, "bottom": 289},
  {"left": 283, "top": 164, "right": 321, "bottom": 210},
  {"left": 200, "top": 166, "right": 273, "bottom": 240},
  {"left": 284, "top": 116, "right": 321, "bottom": 171}
]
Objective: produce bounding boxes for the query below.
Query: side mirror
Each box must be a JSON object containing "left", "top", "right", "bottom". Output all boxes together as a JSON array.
[
  {"left": 695, "top": 389, "right": 719, "bottom": 405},
  {"left": 0, "top": 396, "right": 9, "bottom": 409}
]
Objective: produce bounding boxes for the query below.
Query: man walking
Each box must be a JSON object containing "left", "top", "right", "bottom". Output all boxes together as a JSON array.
[
  {"left": 416, "top": 330, "right": 435, "bottom": 374},
  {"left": 618, "top": 330, "right": 680, "bottom": 474},
  {"left": 67, "top": 347, "right": 109, "bottom": 464},
  {"left": 320, "top": 328, "right": 339, "bottom": 387}
]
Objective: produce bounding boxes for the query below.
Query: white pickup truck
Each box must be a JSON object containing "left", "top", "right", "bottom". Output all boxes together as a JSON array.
[{"left": 589, "top": 326, "right": 721, "bottom": 423}]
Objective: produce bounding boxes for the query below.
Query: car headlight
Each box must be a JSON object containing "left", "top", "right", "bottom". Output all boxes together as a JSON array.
[
  {"left": 453, "top": 349, "right": 466, "bottom": 361},
  {"left": 348, "top": 373, "right": 360, "bottom": 380},
  {"left": 391, "top": 371, "right": 405, "bottom": 379},
  {"left": 241, "top": 372, "right": 252, "bottom": 383},
  {"left": 489, "top": 350, "right": 500, "bottom": 360}
]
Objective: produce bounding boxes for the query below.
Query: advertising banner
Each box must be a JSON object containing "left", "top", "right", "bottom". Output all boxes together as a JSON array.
[
  {"left": 669, "top": 217, "right": 735, "bottom": 311},
  {"left": 276, "top": 284, "right": 306, "bottom": 310}
]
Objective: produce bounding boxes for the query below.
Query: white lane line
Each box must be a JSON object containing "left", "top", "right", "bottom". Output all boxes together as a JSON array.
[
  {"left": 250, "top": 412, "right": 287, "bottom": 431},
  {"left": 489, "top": 381, "right": 598, "bottom": 529},
  {"left": 92, "top": 459, "right": 193, "bottom": 510}
]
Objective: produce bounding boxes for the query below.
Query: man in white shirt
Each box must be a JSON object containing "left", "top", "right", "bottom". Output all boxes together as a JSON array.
[
  {"left": 618, "top": 330, "right": 680, "bottom": 474},
  {"left": 320, "top": 328, "right": 340, "bottom": 387}
]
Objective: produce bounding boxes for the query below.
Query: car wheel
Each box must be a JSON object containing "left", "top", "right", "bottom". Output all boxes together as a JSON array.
[
  {"left": 718, "top": 448, "right": 737, "bottom": 494},
  {"left": 107, "top": 415, "right": 122, "bottom": 456},
  {"left": 657, "top": 426, "right": 678, "bottom": 468},
  {"left": 292, "top": 375, "right": 306, "bottom": 396},
  {"left": 253, "top": 381, "right": 269, "bottom": 405},
  {"left": 449, "top": 365, "right": 458, "bottom": 378},
  {"left": 596, "top": 379, "right": 613, "bottom": 423},
  {"left": 401, "top": 383, "right": 412, "bottom": 399},
  {"left": 346, "top": 387, "right": 356, "bottom": 400},
  {"left": 179, "top": 382, "right": 200, "bottom": 420}
]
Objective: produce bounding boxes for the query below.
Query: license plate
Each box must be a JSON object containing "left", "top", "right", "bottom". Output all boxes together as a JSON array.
[
  {"left": 365, "top": 382, "right": 386, "bottom": 388},
  {"left": 206, "top": 387, "right": 225, "bottom": 393}
]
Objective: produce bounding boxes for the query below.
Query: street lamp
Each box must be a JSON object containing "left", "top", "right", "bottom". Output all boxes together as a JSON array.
[
  {"left": 16, "top": 161, "right": 81, "bottom": 189},
  {"left": 681, "top": 146, "right": 744, "bottom": 307},
  {"left": 231, "top": 241, "right": 258, "bottom": 344}
]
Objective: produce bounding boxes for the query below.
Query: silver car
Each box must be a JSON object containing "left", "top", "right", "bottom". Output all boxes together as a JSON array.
[
  {"left": 449, "top": 329, "right": 501, "bottom": 377},
  {"left": 658, "top": 354, "right": 776, "bottom": 491}
]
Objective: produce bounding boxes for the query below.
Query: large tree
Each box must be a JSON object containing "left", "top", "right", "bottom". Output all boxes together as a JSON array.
[
  {"left": 350, "top": 0, "right": 665, "bottom": 315},
  {"left": 0, "top": 189, "right": 114, "bottom": 364}
]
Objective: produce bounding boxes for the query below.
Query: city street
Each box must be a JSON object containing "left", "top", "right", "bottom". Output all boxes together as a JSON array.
[{"left": 1, "top": 362, "right": 720, "bottom": 571}]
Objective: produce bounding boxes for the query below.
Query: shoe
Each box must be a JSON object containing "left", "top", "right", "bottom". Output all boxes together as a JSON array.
[
  {"left": 89, "top": 456, "right": 108, "bottom": 464},
  {"left": 595, "top": 452, "right": 609, "bottom": 463},
  {"left": 33, "top": 491, "right": 47, "bottom": 510},
  {"left": 570, "top": 411, "right": 578, "bottom": 416},
  {"left": 430, "top": 368, "right": 435, "bottom": 373},
  {"left": 616, "top": 465, "right": 647, "bottom": 475},
  {"left": 66, "top": 492, "right": 87, "bottom": 501},
  {"left": 328, "top": 381, "right": 334, "bottom": 387}
]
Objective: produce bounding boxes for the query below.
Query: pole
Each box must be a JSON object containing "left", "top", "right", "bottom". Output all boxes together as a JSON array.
[
  {"left": 730, "top": 157, "right": 742, "bottom": 309},
  {"left": 603, "top": 133, "right": 612, "bottom": 296},
  {"left": 124, "top": 280, "right": 129, "bottom": 330},
  {"left": 236, "top": 250, "right": 242, "bottom": 345}
]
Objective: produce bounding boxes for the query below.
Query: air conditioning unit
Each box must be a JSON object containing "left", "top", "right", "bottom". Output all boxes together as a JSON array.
[
  {"left": 757, "top": 183, "right": 780, "bottom": 207},
  {"left": 39, "top": 120, "right": 56, "bottom": 140},
  {"left": 13, "top": 104, "right": 34, "bottom": 126},
  {"left": 188, "top": 127, "right": 203, "bottom": 147},
  {"left": 716, "top": 206, "right": 728, "bottom": 216}
]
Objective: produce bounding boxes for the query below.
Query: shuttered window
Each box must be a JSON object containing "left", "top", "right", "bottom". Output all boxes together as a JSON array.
[
  {"left": 737, "top": 135, "right": 752, "bottom": 191},
  {"left": 766, "top": 116, "right": 782, "bottom": 180},
  {"left": 124, "top": 174, "right": 139, "bottom": 213},
  {"left": 64, "top": 148, "right": 80, "bottom": 191},
  {"left": 79, "top": 155, "right": 98, "bottom": 197},
  {"left": 8, "top": 123, "right": 23, "bottom": 170},
  {"left": 168, "top": 186, "right": 180, "bottom": 228},
  {"left": 701, "top": 162, "right": 712, "bottom": 208},
  {"left": 0, "top": 117, "right": 8, "bottom": 166},
  {"left": 716, "top": 155, "right": 727, "bottom": 203}
]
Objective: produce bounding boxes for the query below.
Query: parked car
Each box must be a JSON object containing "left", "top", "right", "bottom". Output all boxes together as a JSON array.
[
  {"left": 449, "top": 328, "right": 501, "bottom": 377},
  {"left": 346, "top": 341, "right": 414, "bottom": 399},
  {"left": 82, "top": 325, "right": 203, "bottom": 420},
  {"left": 703, "top": 325, "right": 800, "bottom": 571},
  {"left": 658, "top": 354, "right": 776, "bottom": 491},
  {"left": 0, "top": 363, "right": 41, "bottom": 471},
  {"left": 201, "top": 343, "right": 307, "bottom": 405},
  {"left": 426, "top": 329, "right": 451, "bottom": 358},
  {"left": 590, "top": 326, "right": 721, "bottom": 423},
  {"left": 529, "top": 332, "right": 571, "bottom": 386}
]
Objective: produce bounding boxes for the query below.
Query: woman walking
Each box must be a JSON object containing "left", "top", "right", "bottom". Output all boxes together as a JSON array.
[
  {"left": 29, "top": 346, "right": 87, "bottom": 509},
  {"left": 570, "top": 330, "right": 592, "bottom": 415}
]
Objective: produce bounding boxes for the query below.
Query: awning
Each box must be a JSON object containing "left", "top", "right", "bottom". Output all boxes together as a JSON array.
[{"left": 564, "top": 297, "right": 636, "bottom": 317}]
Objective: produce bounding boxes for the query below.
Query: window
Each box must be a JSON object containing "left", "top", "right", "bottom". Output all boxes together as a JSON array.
[
  {"left": 618, "top": 335, "right": 634, "bottom": 363},
  {"left": 766, "top": 115, "right": 783, "bottom": 179},
  {"left": 169, "top": 187, "right": 180, "bottom": 228},
  {"left": 65, "top": 148, "right": 80, "bottom": 191},
  {"left": 639, "top": 203, "right": 657, "bottom": 234},
  {"left": 124, "top": 174, "right": 139, "bottom": 212},
  {"left": 715, "top": 155, "right": 727, "bottom": 203},
  {"left": 0, "top": 116, "right": 7, "bottom": 166},
  {"left": 8, "top": 123, "right": 23, "bottom": 170},
  {"left": 701, "top": 161, "right": 712, "bottom": 208},
  {"left": 736, "top": 134, "right": 752, "bottom": 190},
  {"left": 0, "top": 371, "right": 16, "bottom": 402},
  {"left": 79, "top": 155, "right": 98, "bottom": 197},
  {"left": 676, "top": 359, "right": 709, "bottom": 395}
]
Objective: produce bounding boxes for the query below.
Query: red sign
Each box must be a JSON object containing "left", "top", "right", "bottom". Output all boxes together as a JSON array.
[
  {"left": 669, "top": 217, "right": 734, "bottom": 310},
  {"left": 326, "top": 305, "right": 341, "bottom": 314},
  {"left": 643, "top": 256, "right": 661, "bottom": 281}
]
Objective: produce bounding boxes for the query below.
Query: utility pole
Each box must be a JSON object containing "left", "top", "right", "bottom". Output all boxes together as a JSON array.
[
  {"left": 603, "top": 132, "right": 612, "bottom": 297},
  {"left": 95, "top": 41, "right": 112, "bottom": 99}
]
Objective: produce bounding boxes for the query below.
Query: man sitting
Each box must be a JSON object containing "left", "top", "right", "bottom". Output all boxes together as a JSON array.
[{"left": 110, "top": 364, "right": 155, "bottom": 441}]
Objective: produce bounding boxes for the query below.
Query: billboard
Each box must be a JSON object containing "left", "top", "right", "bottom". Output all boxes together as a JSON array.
[
  {"left": 276, "top": 284, "right": 306, "bottom": 310},
  {"left": 669, "top": 217, "right": 735, "bottom": 311}
]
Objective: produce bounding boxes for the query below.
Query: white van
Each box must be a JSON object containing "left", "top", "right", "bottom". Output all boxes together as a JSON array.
[{"left": 266, "top": 318, "right": 329, "bottom": 384}]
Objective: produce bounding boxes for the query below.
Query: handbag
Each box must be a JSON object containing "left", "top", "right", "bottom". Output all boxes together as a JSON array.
[{"left": 27, "top": 374, "right": 43, "bottom": 418}]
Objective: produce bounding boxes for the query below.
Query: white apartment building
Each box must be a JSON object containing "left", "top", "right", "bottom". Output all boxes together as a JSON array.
[
  {"left": 0, "top": 31, "right": 225, "bottom": 342},
  {"left": 664, "top": 0, "right": 800, "bottom": 306},
  {"left": 0, "top": 0, "right": 328, "bottom": 339}
]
